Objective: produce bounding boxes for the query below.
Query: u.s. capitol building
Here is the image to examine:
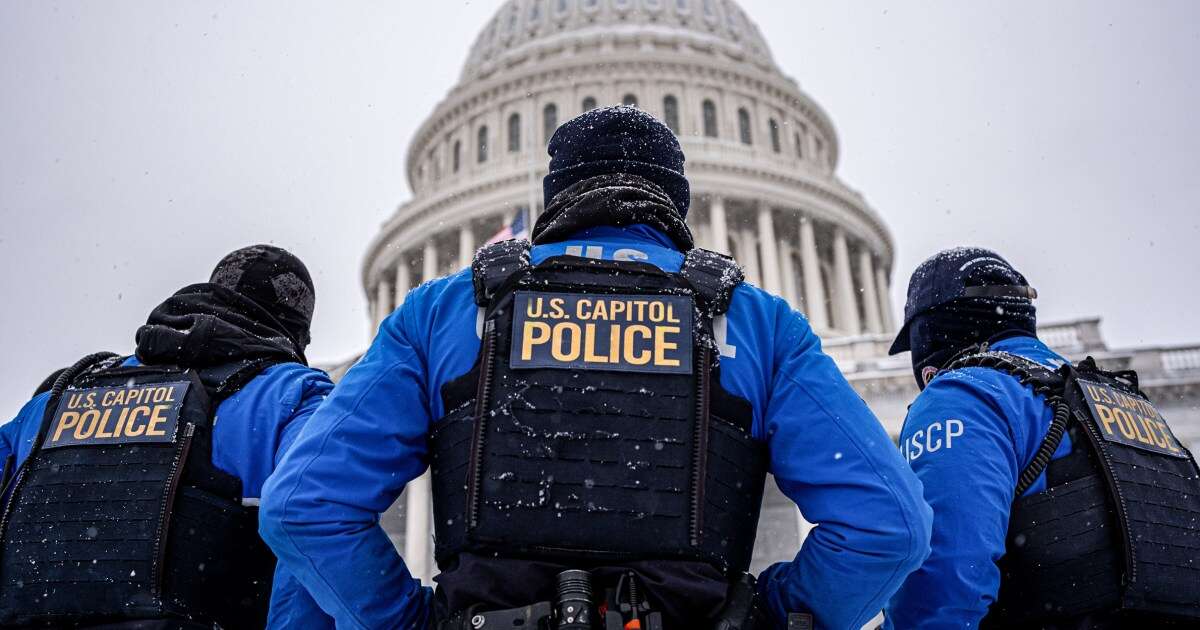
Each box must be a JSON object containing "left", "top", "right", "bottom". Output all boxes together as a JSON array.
[{"left": 333, "top": 0, "right": 1200, "bottom": 585}]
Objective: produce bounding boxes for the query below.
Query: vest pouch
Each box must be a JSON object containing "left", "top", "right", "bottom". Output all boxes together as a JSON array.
[
  {"left": 699, "top": 414, "right": 767, "bottom": 573},
  {"left": 1062, "top": 364, "right": 1200, "bottom": 619}
]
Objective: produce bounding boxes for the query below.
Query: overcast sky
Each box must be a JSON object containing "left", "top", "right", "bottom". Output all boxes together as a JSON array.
[{"left": 2, "top": 1, "right": 1198, "bottom": 414}]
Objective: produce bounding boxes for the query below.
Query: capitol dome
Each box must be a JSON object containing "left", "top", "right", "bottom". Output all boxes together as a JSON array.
[{"left": 363, "top": 0, "right": 897, "bottom": 341}]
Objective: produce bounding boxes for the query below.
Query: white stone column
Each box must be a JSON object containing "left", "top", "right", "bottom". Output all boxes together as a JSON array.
[
  {"left": 832, "top": 228, "right": 861, "bottom": 334},
  {"left": 736, "top": 228, "right": 762, "bottom": 287},
  {"left": 798, "top": 216, "right": 828, "bottom": 330},
  {"left": 423, "top": 239, "right": 438, "bottom": 283},
  {"left": 875, "top": 265, "right": 895, "bottom": 332},
  {"left": 458, "top": 224, "right": 475, "bottom": 270},
  {"left": 779, "top": 242, "right": 798, "bottom": 308},
  {"left": 374, "top": 278, "right": 392, "bottom": 328},
  {"left": 857, "top": 248, "right": 884, "bottom": 334},
  {"left": 756, "top": 202, "right": 782, "bottom": 295},
  {"left": 403, "top": 471, "right": 432, "bottom": 583},
  {"left": 394, "top": 255, "right": 411, "bottom": 309},
  {"left": 709, "top": 196, "right": 729, "bottom": 254}
]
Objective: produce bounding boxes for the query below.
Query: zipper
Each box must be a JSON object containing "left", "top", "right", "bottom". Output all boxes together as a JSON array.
[
  {"left": 467, "top": 321, "right": 498, "bottom": 530},
  {"left": 1071, "top": 406, "right": 1137, "bottom": 584},
  {"left": 151, "top": 422, "right": 195, "bottom": 599},
  {"left": 689, "top": 346, "right": 712, "bottom": 547},
  {"left": 0, "top": 461, "right": 32, "bottom": 554}
]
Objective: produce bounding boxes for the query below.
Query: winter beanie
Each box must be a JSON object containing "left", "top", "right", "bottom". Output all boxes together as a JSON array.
[
  {"left": 543, "top": 106, "right": 690, "bottom": 217},
  {"left": 209, "top": 244, "right": 315, "bottom": 349}
]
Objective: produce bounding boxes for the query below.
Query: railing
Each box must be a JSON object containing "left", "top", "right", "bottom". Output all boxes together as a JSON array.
[{"left": 1162, "top": 346, "right": 1200, "bottom": 374}]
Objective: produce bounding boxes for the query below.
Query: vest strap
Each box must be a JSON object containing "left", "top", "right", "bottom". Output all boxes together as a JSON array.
[
  {"left": 471, "top": 239, "right": 532, "bottom": 306},
  {"left": 680, "top": 248, "right": 744, "bottom": 317},
  {"left": 944, "top": 350, "right": 1070, "bottom": 495}
]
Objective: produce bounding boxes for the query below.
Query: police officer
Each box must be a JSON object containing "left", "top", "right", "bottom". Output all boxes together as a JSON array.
[
  {"left": 883, "top": 247, "right": 1200, "bottom": 628},
  {"left": 261, "top": 107, "right": 931, "bottom": 630},
  {"left": 0, "top": 245, "right": 334, "bottom": 629}
]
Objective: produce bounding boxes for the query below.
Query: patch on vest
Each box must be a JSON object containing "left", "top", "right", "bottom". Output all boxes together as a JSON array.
[
  {"left": 44, "top": 381, "right": 189, "bottom": 449},
  {"left": 510, "top": 291, "right": 693, "bottom": 374},
  {"left": 1077, "top": 379, "right": 1187, "bottom": 458}
]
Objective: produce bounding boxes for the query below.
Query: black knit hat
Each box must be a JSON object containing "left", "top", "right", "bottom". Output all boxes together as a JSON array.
[
  {"left": 543, "top": 106, "right": 691, "bottom": 216},
  {"left": 209, "top": 245, "right": 315, "bottom": 349}
]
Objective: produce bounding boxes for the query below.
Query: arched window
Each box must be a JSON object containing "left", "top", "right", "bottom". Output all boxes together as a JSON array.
[
  {"left": 622, "top": 93, "right": 638, "bottom": 108},
  {"left": 543, "top": 103, "right": 558, "bottom": 143},
  {"left": 477, "top": 126, "right": 489, "bottom": 163},
  {"left": 702, "top": 99, "right": 718, "bottom": 138},
  {"left": 769, "top": 118, "right": 781, "bottom": 153},
  {"left": 452, "top": 140, "right": 461, "bottom": 173},
  {"left": 814, "top": 136, "right": 824, "bottom": 162},
  {"left": 793, "top": 132, "right": 803, "bottom": 159},
  {"left": 663, "top": 95, "right": 680, "bottom": 134},
  {"left": 737, "top": 107, "right": 752, "bottom": 145},
  {"left": 582, "top": 96, "right": 597, "bottom": 112},
  {"left": 508, "top": 113, "right": 521, "bottom": 152}
]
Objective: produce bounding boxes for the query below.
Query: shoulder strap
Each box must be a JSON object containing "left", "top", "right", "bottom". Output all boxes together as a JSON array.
[
  {"left": 471, "top": 239, "right": 532, "bottom": 306},
  {"left": 944, "top": 350, "right": 1073, "bottom": 496},
  {"left": 680, "top": 248, "right": 745, "bottom": 317}
]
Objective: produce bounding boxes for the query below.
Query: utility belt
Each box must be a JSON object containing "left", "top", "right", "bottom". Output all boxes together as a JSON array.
[{"left": 434, "top": 570, "right": 811, "bottom": 630}]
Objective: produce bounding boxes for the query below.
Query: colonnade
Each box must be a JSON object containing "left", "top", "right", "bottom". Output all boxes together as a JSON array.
[{"left": 369, "top": 198, "right": 894, "bottom": 339}]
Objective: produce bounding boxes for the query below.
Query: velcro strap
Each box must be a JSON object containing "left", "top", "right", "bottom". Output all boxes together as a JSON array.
[
  {"left": 680, "top": 248, "right": 744, "bottom": 316},
  {"left": 471, "top": 239, "right": 532, "bottom": 306}
]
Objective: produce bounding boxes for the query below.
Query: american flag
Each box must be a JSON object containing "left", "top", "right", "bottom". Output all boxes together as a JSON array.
[{"left": 483, "top": 207, "right": 530, "bottom": 245}]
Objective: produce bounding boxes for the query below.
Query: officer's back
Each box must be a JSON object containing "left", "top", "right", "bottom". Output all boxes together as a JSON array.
[
  {"left": 0, "top": 245, "right": 333, "bottom": 629},
  {"left": 261, "top": 108, "right": 932, "bottom": 630}
]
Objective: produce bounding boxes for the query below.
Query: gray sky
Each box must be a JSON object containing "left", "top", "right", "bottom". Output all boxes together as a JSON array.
[{"left": 2, "top": 1, "right": 1198, "bottom": 415}]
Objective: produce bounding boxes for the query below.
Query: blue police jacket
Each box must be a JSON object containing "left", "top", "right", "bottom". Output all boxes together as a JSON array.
[
  {"left": 260, "top": 225, "right": 933, "bottom": 630},
  {"left": 884, "top": 335, "right": 1072, "bottom": 629},
  {"left": 0, "top": 358, "right": 334, "bottom": 629}
]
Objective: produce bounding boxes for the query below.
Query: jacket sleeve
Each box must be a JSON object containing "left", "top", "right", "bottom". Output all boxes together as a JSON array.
[
  {"left": 0, "top": 393, "right": 50, "bottom": 488},
  {"left": 267, "top": 564, "right": 336, "bottom": 630},
  {"left": 259, "top": 301, "right": 435, "bottom": 630},
  {"left": 755, "top": 305, "right": 933, "bottom": 630},
  {"left": 883, "top": 371, "right": 1020, "bottom": 629}
]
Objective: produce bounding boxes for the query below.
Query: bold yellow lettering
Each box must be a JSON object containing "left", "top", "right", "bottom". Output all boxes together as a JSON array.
[
  {"left": 1094, "top": 403, "right": 1118, "bottom": 437},
  {"left": 1141, "top": 416, "right": 1168, "bottom": 448},
  {"left": 609, "top": 325, "right": 621, "bottom": 363},
  {"left": 527, "top": 296, "right": 544, "bottom": 318},
  {"left": 583, "top": 323, "right": 608, "bottom": 363},
  {"left": 145, "top": 405, "right": 170, "bottom": 437},
  {"left": 94, "top": 409, "right": 116, "bottom": 438},
  {"left": 75, "top": 409, "right": 101, "bottom": 440},
  {"left": 591, "top": 299, "right": 607, "bottom": 321},
  {"left": 654, "top": 326, "right": 681, "bottom": 366},
  {"left": 125, "top": 406, "right": 150, "bottom": 437},
  {"left": 52, "top": 412, "right": 80, "bottom": 442},
  {"left": 1113, "top": 408, "right": 1138, "bottom": 440},
  {"left": 549, "top": 298, "right": 565, "bottom": 319},
  {"left": 667, "top": 302, "right": 680, "bottom": 323},
  {"left": 113, "top": 406, "right": 131, "bottom": 437},
  {"left": 609, "top": 300, "right": 625, "bottom": 320},
  {"left": 576, "top": 299, "right": 591, "bottom": 320},
  {"left": 1158, "top": 421, "right": 1181, "bottom": 453},
  {"left": 623, "top": 325, "right": 652, "bottom": 365},
  {"left": 648, "top": 301, "right": 664, "bottom": 323},
  {"left": 551, "top": 322, "right": 582, "bottom": 361},
  {"left": 521, "top": 321, "right": 552, "bottom": 360}
]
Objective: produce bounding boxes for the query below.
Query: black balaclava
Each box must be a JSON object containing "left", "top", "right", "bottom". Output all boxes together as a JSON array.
[
  {"left": 890, "top": 247, "right": 1038, "bottom": 390},
  {"left": 907, "top": 297, "right": 1037, "bottom": 389}
]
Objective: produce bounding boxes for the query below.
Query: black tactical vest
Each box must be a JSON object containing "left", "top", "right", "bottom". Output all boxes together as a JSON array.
[
  {"left": 942, "top": 351, "right": 1200, "bottom": 627},
  {"left": 430, "top": 240, "right": 768, "bottom": 576},
  {"left": 0, "top": 354, "right": 278, "bottom": 629}
]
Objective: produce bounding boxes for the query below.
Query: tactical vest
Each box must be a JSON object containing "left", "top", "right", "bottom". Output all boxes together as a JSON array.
[
  {"left": 430, "top": 240, "right": 768, "bottom": 576},
  {"left": 0, "top": 353, "right": 278, "bottom": 629},
  {"left": 942, "top": 351, "right": 1200, "bottom": 627}
]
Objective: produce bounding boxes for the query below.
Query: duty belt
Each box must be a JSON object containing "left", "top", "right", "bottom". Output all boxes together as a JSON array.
[{"left": 434, "top": 570, "right": 811, "bottom": 630}]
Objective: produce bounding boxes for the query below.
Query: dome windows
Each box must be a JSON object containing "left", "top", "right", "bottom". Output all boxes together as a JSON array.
[
  {"left": 769, "top": 118, "right": 781, "bottom": 153},
  {"left": 582, "top": 96, "right": 597, "bottom": 112},
  {"left": 543, "top": 103, "right": 558, "bottom": 143},
  {"left": 737, "top": 107, "right": 752, "bottom": 145},
  {"left": 477, "top": 126, "right": 489, "bottom": 163},
  {"left": 556, "top": 0, "right": 572, "bottom": 16},
  {"left": 793, "top": 131, "right": 803, "bottom": 159},
  {"left": 508, "top": 113, "right": 522, "bottom": 152},
  {"left": 675, "top": 0, "right": 690, "bottom": 13},
  {"left": 453, "top": 140, "right": 462, "bottom": 173},
  {"left": 702, "top": 99, "right": 718, "bottom": 138},
  {"left": 663, "top": 95, "right": 680, "bottom": 134},
  {"left": 622, "top": 93, "right": 639, "bottom": 108}
]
